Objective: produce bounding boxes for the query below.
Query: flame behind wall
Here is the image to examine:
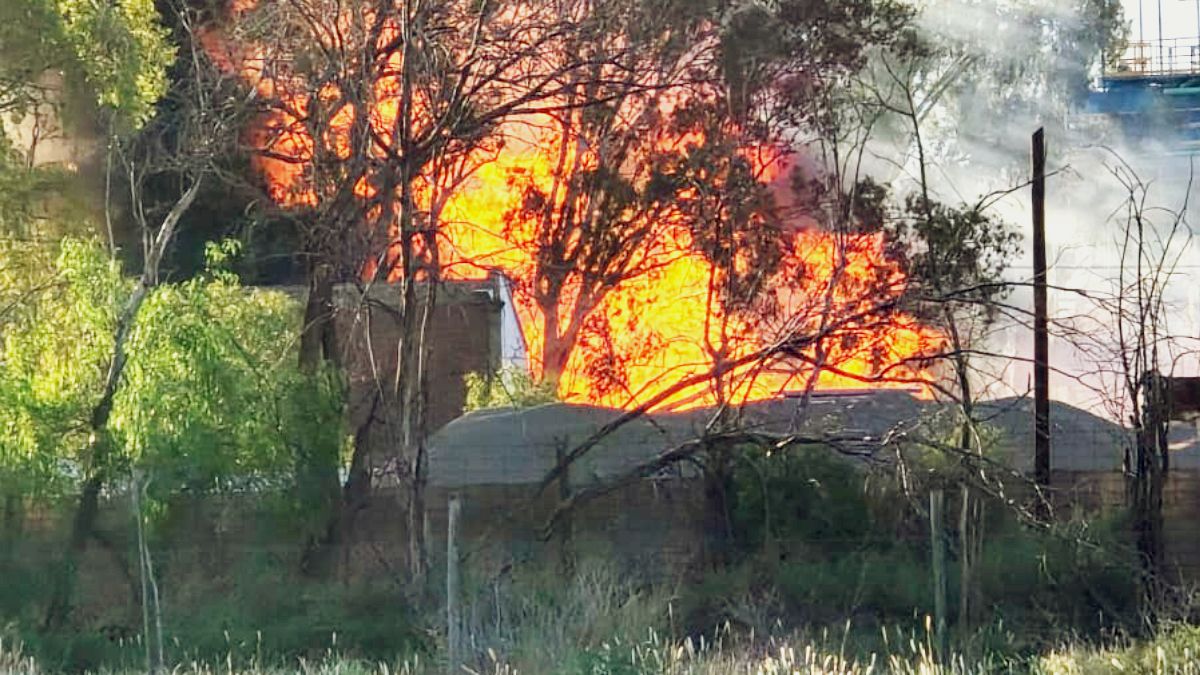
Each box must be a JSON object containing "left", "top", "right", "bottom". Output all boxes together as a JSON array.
[{"left": 200, "top": 3, "right": 944, "bottom": 411}]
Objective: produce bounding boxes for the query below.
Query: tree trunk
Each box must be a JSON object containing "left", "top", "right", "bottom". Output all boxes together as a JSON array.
[
  {"left": 957, "top": 486, "right": 983, "bottom": 632},
  {"left": 45, "top": 282, "right": 148, "bottom": 629},
  {"left": 296, "top": 260, "right": 352, "bottom": 577},
  {"left": 394, "top": 0, "right": 431, "bottom": 582},
  {"left": 301, "top": 393, "right": 378, "bottom": 578},
  {"left": 537, "top": 291, "right": 591, "bottom": 395},
  {"left": 43, "top": 472, "right": 103, "bottom": 630},
  {"left": 299, "top": 262, "right": 338, "bottom": 373},
  {"left": 538, "top": 295, "right": 569, "bottom": 391},
  {"left": 1, "top": 491, "right": 21, "bottom": 564},
  {"left": 396, "top": 235, "right": 429, "bottom": 581},
  {"left": 701, "top": 439, "right": 737, "bottom": 569},
  {"left": 1131, "top": 377, "right": 1168, "bottom": 619},
  {"left": 43, "top": 176, "right": 201, "bottom": 630}
]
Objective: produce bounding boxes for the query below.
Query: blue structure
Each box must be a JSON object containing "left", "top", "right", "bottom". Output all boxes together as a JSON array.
[{"left": 1086, "top": 39, "right": 1200, "bottom": 154}]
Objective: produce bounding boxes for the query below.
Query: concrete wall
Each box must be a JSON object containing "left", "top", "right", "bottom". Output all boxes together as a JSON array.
[
  {"left": 422, "top": 478, "right": 708, "bottom": 581},
  {"left": 1055, "top": 468, "right": 1200, "bottom": 582},
  {"left": 19, "top": 465, "right": 1200, "bottom": 634}
]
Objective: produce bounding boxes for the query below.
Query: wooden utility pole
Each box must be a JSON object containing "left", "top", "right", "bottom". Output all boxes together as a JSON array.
[
  {"left": 446, "top": 494, "right": 462, "bottom": 674},
  {"left": 1032, "top": 128, "right": 1051, "bottom": 493}
]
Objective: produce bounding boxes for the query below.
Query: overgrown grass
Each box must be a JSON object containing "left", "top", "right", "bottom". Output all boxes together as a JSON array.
[
  {"left": 0, "top": 430, "right": 1162, "bottom": 673},
  {"left": 4, "top": 561, "right": 430, "bottom": 673},
  {"left": 11, "top": 622, "right": 1200, "bottom": 674}
]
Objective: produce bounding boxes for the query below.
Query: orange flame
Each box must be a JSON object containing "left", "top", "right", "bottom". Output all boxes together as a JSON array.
[
  {"left": 201, "top": 9, "right": 943, "bottom": 411},
  {"left": 433, "top": 126, "right": 941, "bottom": 409}
]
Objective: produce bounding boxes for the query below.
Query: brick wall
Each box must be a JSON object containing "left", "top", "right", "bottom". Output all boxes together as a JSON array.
[
  {"left": 1054, "top": 469, "right": 1200, "bottom": 583},
  {"left": 333, "top": 282, "right": 502, "bottom": 445}
]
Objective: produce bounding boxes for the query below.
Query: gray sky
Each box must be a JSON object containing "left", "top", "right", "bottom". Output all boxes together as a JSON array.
[{"left": 1123, "top": 0, "right": 1200, "bottom": 41}]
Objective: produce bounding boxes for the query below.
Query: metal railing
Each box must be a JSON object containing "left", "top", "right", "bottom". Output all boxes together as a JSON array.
[{"left": 1109, "top": 38, "right": 1200, "bottom": 76}]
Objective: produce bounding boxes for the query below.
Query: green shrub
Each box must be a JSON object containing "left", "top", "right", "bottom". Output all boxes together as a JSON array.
[
  {"left": 774, "top": 549, "right": 931, "bottom": 624},
  {"left": 975, "top": 518, "right": 1139, "bottom": 642},
  {"left": 673, "top": 564, "right": 762, "bottom": 639},
  {"left": 0, "top": 551, "right": 51, "bottom": 624},
  {"left": 165, "top": 566, "right": 429, "bottom": 667},
  {"left": 730, "top": 444, "right": 882, "bottom": 558},
  {"left": 18, "top": 628, "right": 141, "bottom": 673},
  {"left": 464, "top": 366, "right": 557, "bottom": 411}
]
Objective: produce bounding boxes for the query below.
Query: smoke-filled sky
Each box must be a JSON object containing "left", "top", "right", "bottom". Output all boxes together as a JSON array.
[
  {"left": 986, "top": 149, "right": 1198, "bottom": 420},
  {"left": 884, "top": 0, "right": 1200, "bottom": 419}
]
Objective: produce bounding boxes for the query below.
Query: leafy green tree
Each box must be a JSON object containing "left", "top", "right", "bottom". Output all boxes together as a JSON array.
[
  {"left": 0, "top": 0, "right": 176, "bottom": 248},
  {"left": 0, "top": 239, "right": 344, "bottom": 629},
  {"left": 0, "top": 240, "right": 125, "bottom": 502},
  {"left": 0, "top": 0, "right": 173, "bottom": 131},
  {"left": 112, "top": 241, "right": 344, "bottom": 504},
  {"left": 35, "top": 0, "right": 255, "bottom": 627},
  {"left": 0, "top": 239, "right": 343, "bottom": 501},
  {"left": 52, "top": 0, "right": 173, "bottom": 130}
]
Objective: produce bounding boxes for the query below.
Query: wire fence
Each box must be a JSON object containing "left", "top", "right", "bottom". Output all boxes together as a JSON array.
[{"left": 4, "top": 412, "right": 1197, "bottom": 671}]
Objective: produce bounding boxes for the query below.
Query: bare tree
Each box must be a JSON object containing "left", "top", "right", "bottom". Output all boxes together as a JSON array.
[
  {"left": 859, "top": 48, "right": 1030, "bottom": 626},
  {"left": 211, "top": 0, "right": 650, "bottom": 578},
  {"left": 1068, "top": 155, "right": 1196, "bottom": 616}
]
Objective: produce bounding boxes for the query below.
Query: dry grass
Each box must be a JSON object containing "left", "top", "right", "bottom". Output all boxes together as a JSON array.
[{"left": 6, "top": 629, "right": 1200, "bottom": 675}]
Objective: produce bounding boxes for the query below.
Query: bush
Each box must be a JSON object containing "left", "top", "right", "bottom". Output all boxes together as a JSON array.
[
  {"left": 730, "top": 444, "right": 883, "bottom": 559},
  {"left": 975, "top": 518, "right": 1139, "bottom": 642},
  {"left": 20, "top": 629, "right": 134, "bottom": 673},
  {"left": 165, "top": 563, "right": 429, "bottom": 667},
  {"left": 13, "top": 572, "right": 429, "bottom": 672},
  {"left": 774, "top": 549, "right": 931, "bottom": 624},
  {"left": 464, "top": 366, "right": 557, "bottom": 411},
  {"left": 702, "top": 436, "right": 1141, "bottom": 649}
]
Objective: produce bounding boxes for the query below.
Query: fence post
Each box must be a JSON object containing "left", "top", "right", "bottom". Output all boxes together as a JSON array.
[
  {"left": 929, "top": 488, "right": 948, "bottom": 661},
  {"left": 554, "top": 440, "right": 574, "bottom": 573},
  {"left": 132, "top": 470, "right": 163, "bottom": 674},
  {"left": 447, "top": 494, "right": 462, "bottom": 674}
]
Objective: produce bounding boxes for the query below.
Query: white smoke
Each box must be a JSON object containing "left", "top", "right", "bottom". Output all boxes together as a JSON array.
[{"left": 864, "top": 0, "right": 1200, "bottom": 418}]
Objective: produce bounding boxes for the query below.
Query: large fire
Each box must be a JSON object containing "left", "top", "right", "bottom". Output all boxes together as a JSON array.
[{"left": 200, "top": 4, "right": 943, "bottom": 411}]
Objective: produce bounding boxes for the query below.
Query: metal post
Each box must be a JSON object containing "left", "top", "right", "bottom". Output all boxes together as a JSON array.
[
  {"left": 446, "top": 494, "right": 462, "bottom": 674},
  {"left": 1157, "top": 0, "right": 1165, "bottom": 72},
  {"left": 1032, "top": 129, "right": 1051, "bottom": 495},
  {"left": 1139, "top": 0, "right": 1145, "bottom": 45}
]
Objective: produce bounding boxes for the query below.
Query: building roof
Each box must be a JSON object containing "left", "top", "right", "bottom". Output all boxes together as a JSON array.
[{"left": 427, "top": 392, "right": 1159, "bottom": 488}]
